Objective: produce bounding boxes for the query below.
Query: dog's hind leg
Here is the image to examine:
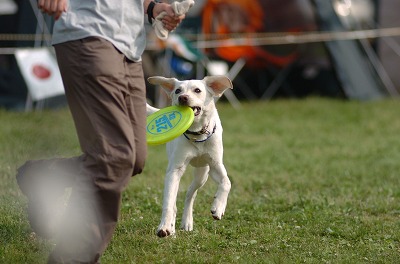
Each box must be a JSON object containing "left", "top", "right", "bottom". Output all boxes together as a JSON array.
[
  {"left": 209, "top": 164, "right": 231, "bottom": 220},
  {"left": 181, "top": 166, "right": 209, "bottom": 231}
]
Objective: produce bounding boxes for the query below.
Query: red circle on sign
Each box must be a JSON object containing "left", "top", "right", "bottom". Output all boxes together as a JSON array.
[{"left": 32, "top": 64, "right": 51, "bottom": 79}]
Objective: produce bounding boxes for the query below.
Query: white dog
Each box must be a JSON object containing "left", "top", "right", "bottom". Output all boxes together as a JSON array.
[{"left": 147, "top": 75, "right": 233, "bottom": 237}]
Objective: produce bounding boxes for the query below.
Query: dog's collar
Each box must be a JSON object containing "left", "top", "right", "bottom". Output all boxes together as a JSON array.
[{"left": 183, "top": 123, "right": 216, "bottom": 143}]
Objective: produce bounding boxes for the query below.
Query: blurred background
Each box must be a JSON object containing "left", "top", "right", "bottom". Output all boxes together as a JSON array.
[{"left": 1, "top": 0, "right": 400, "bottom": 110}]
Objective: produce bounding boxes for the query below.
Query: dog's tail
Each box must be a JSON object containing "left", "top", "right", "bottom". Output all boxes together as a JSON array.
[{"left": 146, "top": 103, "right": 160, "bottom": 116}]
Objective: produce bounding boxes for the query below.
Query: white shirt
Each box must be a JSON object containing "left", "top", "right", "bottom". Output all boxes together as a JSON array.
[{"left": 52, "top": 0, "right": 146, "bottom": 62}]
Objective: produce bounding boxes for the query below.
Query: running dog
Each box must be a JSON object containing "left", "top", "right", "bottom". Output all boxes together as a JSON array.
[{"left": 147, "top": 75, "right": 233, "bottom": 237}]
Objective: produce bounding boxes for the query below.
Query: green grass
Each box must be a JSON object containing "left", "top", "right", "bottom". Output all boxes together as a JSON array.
[{"left": 1, "top": 98, "right": 400, "bottom": 263}]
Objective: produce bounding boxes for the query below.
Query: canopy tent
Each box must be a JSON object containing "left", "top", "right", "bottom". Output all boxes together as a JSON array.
[{"left": 312, "top": 0, "right": 390, "bottom": 100}]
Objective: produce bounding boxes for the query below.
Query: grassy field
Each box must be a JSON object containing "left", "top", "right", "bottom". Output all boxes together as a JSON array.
[{"left": 1, "top": 98, "right": 399, "bottom": 263}]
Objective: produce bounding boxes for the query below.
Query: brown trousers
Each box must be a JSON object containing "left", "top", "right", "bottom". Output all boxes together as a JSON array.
[{"left": 46, "top": 37, "right": 147, "bottom": 263}]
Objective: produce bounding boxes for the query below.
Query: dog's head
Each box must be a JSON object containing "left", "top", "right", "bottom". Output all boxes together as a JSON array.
[{"left": 148, "top": 76, "right": 233, "bottom": 117}]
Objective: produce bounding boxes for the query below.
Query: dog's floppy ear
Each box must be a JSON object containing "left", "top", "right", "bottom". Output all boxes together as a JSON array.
[
  {"left": 148, "top": 76, "right": 177, "bottom": 94},
  {"left": 203, "top": 75, "right": 233, "bottom": 97}
]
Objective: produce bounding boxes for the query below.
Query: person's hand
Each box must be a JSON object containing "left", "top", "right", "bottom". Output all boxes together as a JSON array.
[
  {"left": 38, "top": 0, "right": 68, "bottom": 20},
  {"left": 153, "top": 3, "right": 185, "bottom": 31}
]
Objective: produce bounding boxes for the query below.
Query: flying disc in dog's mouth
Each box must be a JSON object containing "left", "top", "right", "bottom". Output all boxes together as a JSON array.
[{"left": 191, "top": 106, "right": 201, "bottom": 116}]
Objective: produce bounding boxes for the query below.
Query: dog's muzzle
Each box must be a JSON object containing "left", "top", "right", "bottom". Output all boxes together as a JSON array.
[
  {"left": 178, "top": 95, "right": 201, "bottom": 116},
  {"left": 191, "top": 106, "right": 201, "bottom": 116},
  {"left": 178, "top": 95, "right": 189, "bottom": 105}
]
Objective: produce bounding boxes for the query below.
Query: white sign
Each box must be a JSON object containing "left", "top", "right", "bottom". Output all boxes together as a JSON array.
[{"left": 15, "top": 48, "right": 65, "bottom": 101}]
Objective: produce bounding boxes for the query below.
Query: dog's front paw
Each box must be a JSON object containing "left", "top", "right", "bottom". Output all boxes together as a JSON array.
[
  {"left": 157, "top": 229, "right": 171, "bottom": 237},
  {"left": 157, "top": 224, "right": 175, "bottom": 238},
  {"left": 211, "top": 209, "right": 224, "bottom": 220},
  {"left": 210, "top": 200, "right": 226, "bottom": 220},
  {"left": 181, "top": 219, "right": 193, "bottom": 231},
  {"left": 181, "top": 209, "right": 194, "bottom": 231}
]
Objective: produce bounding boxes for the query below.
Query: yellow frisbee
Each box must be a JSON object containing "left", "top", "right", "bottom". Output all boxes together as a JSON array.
[{"left": 146, "top": 105, "right": 194, "bottom": 145}]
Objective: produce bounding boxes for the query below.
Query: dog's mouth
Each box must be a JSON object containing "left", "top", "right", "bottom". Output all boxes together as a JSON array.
[{"left": 191, "top": 106, "right": 202, "bottom": 116}]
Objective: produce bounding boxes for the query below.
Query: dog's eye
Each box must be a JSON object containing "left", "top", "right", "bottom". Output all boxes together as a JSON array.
[
  {"left": 194, "top": 88, "right": 201, "bottom": 93},
  {"left": 175, "top": 88, "right": 182, "bottom": 94}
]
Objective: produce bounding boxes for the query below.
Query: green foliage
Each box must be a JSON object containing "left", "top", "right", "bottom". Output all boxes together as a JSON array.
[{"left": 1, "top": 98, "right": 399, "bottom": 263}]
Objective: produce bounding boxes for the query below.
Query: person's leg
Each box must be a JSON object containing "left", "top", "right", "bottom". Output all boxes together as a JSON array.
[
  {"left": 48, "top": 37, "right": 147, "bottom": 263},
  {"left": 125, "top": 58, "right": 147, "bottom": 176}
]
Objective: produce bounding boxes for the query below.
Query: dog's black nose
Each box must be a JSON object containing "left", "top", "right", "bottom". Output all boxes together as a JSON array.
[{"left": 178, "top": 95, "right": 189, "bottom": 105}]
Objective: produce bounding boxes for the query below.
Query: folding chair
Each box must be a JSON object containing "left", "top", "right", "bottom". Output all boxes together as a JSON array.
[{"left": 201, "top": 0, "right": 303, "bottom": 99}]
